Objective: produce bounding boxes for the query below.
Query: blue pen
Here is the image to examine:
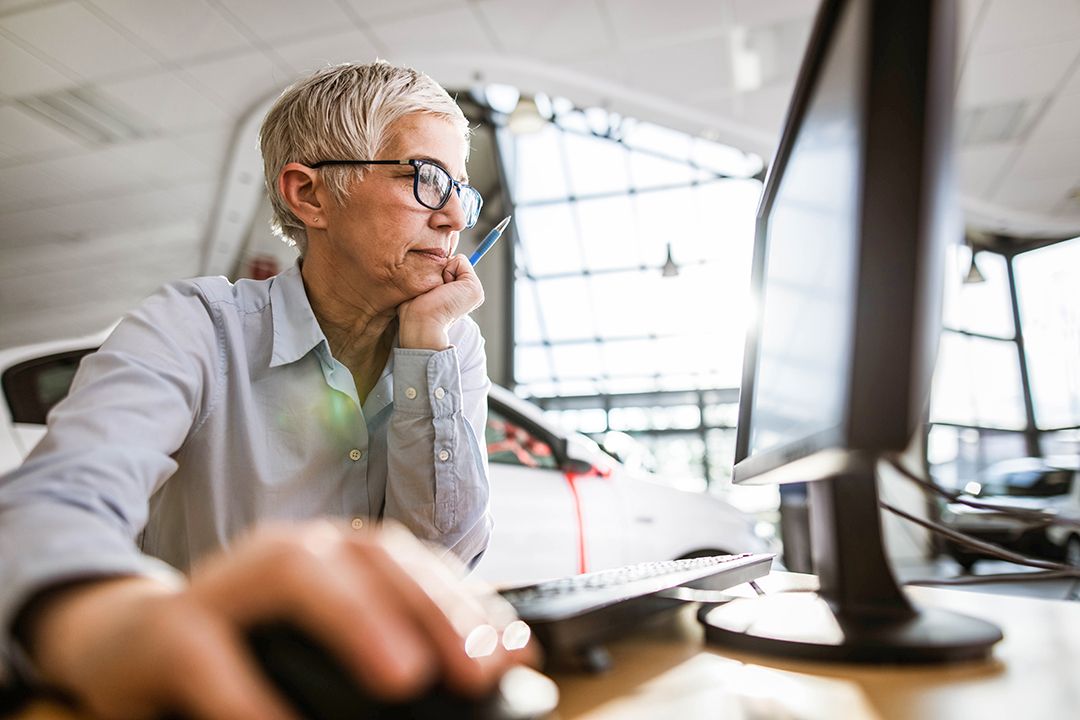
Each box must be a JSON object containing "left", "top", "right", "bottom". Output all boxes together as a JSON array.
[{"left": 468, "top": 216, "right": 511, "bottom": 265}]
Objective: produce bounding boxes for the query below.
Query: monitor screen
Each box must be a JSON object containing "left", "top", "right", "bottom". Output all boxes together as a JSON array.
[
  {"left": 747, "top": 0, "right": 866, "bottom": 459},
  {"left": 734, "top": 0, "right": 953, "bottom": 485}
]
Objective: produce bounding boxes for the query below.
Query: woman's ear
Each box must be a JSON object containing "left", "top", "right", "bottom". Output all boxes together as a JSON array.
[{"left": 279, "top": 162, "right": 324, "bottom": 228}]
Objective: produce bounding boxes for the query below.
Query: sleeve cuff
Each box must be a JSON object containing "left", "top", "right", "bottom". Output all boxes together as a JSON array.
[{"left": 393, "top": 347, "right": 463, "bottom": 418}]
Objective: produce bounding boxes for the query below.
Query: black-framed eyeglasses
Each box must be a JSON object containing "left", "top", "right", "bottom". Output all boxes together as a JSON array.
[{"left": 310, "top": 159, "right": 483, "bottom": 229}]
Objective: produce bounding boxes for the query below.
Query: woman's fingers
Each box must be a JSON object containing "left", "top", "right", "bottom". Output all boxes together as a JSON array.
[
  {"left": 351, "top": 531, "right": 501, "bottom": 695},
  {"left": 166, "top": 611, "right": 299, "bottom": 720},
  {"left": 190, "top": 521, "right": 527, "bottom": 702}
]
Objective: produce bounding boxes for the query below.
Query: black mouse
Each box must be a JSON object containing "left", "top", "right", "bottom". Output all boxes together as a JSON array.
[{"left": 245, "top": 621, "right": 559, "bottom": 720}]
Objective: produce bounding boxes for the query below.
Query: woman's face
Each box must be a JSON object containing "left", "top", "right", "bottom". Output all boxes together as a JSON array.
[{"left": 314, "top": 112, "right": 470, "bottom": 308}]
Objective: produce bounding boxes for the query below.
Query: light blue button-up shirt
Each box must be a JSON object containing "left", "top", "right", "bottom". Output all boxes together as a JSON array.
[{"left": 0, "top": 263, "right": 492, "bottom": 669}]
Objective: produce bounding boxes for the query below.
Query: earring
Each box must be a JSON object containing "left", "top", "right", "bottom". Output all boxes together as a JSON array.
[{"left": 312, "top": 217, "right": 319, "bottom": 224}]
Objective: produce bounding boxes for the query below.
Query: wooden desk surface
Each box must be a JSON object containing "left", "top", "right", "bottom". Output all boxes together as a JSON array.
[
  {"left": 551, "top": 573, "right": 1080, "bottom": 720},
  {"left": 16, "top": 573, "right": 1080, "bottom": 720}
]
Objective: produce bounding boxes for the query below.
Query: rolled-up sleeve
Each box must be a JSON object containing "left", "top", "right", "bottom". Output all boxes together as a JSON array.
[
  {"left": 384, "top": 318, "right": 492, "bottom": 566},
  {"left": 0, "top": 283, "right": 217, "bottom": 669}
]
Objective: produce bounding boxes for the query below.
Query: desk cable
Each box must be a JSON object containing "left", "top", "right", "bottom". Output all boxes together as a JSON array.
[{"left": 880, "top": 455, "right": 1080, "bottom": 590}]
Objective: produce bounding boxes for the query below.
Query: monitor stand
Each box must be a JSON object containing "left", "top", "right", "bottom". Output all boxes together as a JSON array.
[{"left": 700, "top": 456, "right": 1003, "bottom": 663}]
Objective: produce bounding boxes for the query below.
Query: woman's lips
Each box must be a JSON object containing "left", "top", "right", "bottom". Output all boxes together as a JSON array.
[{"left": 411, "top": 248, "right": 448, "bottom": 261}]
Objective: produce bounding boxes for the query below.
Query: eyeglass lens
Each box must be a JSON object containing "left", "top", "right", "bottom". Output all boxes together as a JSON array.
[{"left": 415, "top": 162, "right": 482, "bottom": 228}]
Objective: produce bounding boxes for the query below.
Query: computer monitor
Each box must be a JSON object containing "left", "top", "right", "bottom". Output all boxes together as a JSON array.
[{"left": 699, "top": 0, "right": 1003, "bottom": 662}]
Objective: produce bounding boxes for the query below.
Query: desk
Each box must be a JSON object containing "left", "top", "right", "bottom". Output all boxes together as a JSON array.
[
  {"left": 551, "top": 573, "right": 1080, "bottom": 719},
  {"left": 15, "top": 573, "right": 1080, "bottom": 720}
]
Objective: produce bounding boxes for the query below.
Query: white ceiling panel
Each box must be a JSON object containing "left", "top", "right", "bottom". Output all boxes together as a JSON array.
[
  {"left": 0, "top": 161, "right": 70, "bottom": 211},
  {"left": 218, "top": 0, "right": 355, "bottom": 44},
  {"left": 475, "top": 0, "right": 612, "bottom": 60},
  {"left": 343, "top": 0, "right": 467, "bottom": 24},
  {"left": 90, "top": 0, "right": 250, "bottom": 63},
  {"left": 957, "top": 142, "right": 1017, "bottom": 197},
  {"left": 968, "top": 0, "right": 1080, "bottom": 55},
  {"left": 0, "top": 102, "right": 83, "bottom": 158},
  {"left": 171, "top": 126, "right": 232, "bottom": 177},
  {"left": 730, "top": 0, "right": 818, "bottom": 27},
  {"left": 958, "top": 0, "right": 987, "bottom": 52},
  {"left": 0, "top": 219, "right": 202, "bottom": 276},
  {"left": 15, "top": 145, "right": 149, "bottom": 206},
  {"left": 615, "top": 35, "right": 737, "bottom": 99},
  {"left": 1060, "top": 59, "right": 1080, "bottom": 95},
  {"left": 992, "top": 172, "right": 1077, "bottom": 213},
  {"left": 98, "top": 71, "right": 229, "bottom": 133},
  {"left": 1008, "top": 137, "right": 1080, "bottom": 181},
  {"left": 106, "top": 136, "right": 220, "bottom": 185},
  {"left": 370, "top": 6, "right": 496, "bottom": 56},
  {"left": 0, "top": 32, "right": 73, "bottom": 97},
  {"left": 605, "top": 0, "right": 729, "bottom": 47},
  {"left": 274, "top": 27, "right": 380, "bottom": 74},
  {"left": 1052, "top": 198, "right": 1080, "bottom": 217},
  {"left": 184, "top": 50, "right": 292, "bottom": 117},
  {"left": 0, "top": 1, "right": 159, "bottom": 81},
  {"left": 3, "top": 178, "right": 215, "bottom": 241},
  {"left": 715, "top": 83, "right": 793, "bottom": 138},
  {"left": 958, "top": 40, "right": 1080, "bottom": 106},
  {"left": 1028, "top": 90, "right": 1080, "bottom": 144},
  {"left": 0, "top": 0, "right": 48, "bottom": 14}
]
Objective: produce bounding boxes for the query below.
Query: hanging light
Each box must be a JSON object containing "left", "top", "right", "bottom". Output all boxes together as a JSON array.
[
  {"left": 508, "top": 96, "right": 546, "bottom": 135},
  {"left": 963, "top": 249, "right": 986, "bottom": 284},
  {"left": 661, "top": 243, "right": 679, "bottom": 277}
]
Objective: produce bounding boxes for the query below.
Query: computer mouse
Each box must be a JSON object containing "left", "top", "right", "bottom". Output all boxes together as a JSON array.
[{"left": 245, "top": 621, "right": 559, "bottom": 720}]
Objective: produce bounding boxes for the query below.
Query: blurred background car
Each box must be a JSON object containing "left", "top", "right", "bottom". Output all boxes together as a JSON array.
[
  {"left": 0, "top": 332, "right": 769, "bottom": 587},
  {"left": 939, "top": 456, "right": 1080, "bottom": 571}
]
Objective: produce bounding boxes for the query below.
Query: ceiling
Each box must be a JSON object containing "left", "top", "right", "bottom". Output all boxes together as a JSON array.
[{"left": 1, "top": 0, "right": 1079, "bottom": 347}]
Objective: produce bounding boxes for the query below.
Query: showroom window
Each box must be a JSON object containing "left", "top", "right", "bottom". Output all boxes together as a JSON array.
[
  {"left": 486, "top": 88, "right": 763, "bottom": 489},
  {"left": 1013, "top": 237, "right": 1080, "bottom": 432},
  {"left": 928, "top": 236, "right": 1080, "bottom": 488}
]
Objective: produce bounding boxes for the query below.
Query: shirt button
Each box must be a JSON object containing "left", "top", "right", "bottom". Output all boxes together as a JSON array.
[
  {"left": 434, "top": 387, "right": 446, "bottom": 399},
  {"left": 405, "top": 387, "right": 418, "bottom": 400},
  {"left": 438, "top": 449, "right": 451, "bottom": 462},
  {"left": 349, "top": 449, "right": 362, "bottom": 461},
  {"left": 351, "top": 517, "right": 364, "bottom": 530}
]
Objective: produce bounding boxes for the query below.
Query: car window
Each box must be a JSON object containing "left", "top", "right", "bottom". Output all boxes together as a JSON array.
[
  {"left": 486, "top": 405, "right": 559, "bottom": 469},
  {"left": 981, "top": 469, "right": 1073, "bottom": 498},
  {"left": 2, "top": 348, "right": 96, "bottom": 424}
]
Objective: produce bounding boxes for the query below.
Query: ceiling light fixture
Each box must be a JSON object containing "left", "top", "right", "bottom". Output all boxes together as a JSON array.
[
  {"left": 508, "top": 96, "right": 547, "bottom": 135},
  {"left": 20, "top": 87, "right": 147, "bottom": 145},
  {"left": 963, "top": 248, "right": 986, "bottom": 284},
  {"left": 661, "top": 243, "right": 679, "bottom": 278}
]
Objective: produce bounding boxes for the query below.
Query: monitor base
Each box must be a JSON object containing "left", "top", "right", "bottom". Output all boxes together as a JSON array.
[{"left": 699, "top": 591, "right": 1002, "bottom": 664}]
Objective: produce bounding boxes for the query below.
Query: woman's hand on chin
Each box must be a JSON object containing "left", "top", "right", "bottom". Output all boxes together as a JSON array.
[{"left": 397, "top": 254, "right": 484, "bottom": 350}]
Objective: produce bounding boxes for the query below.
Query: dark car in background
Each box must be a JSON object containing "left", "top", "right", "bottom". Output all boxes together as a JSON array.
[{"left": 940, "top": 457, "right": 1080, "bottom": 571}]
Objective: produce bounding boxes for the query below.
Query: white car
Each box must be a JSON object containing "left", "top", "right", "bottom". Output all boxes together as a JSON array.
[{"left": 0, "top": 331, "right": 767, "bottom": 586}]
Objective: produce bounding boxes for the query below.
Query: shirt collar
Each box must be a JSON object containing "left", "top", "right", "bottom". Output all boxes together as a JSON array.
[{"left": 269, "top": 261, "right": 328, "bottom": 368}]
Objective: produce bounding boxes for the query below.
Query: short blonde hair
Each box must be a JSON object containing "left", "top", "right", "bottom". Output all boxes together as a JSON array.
[{"left": 259, "top": 61, "right": 471, "bottom": 255}]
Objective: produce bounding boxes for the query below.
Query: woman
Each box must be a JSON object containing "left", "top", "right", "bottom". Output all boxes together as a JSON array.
[{"left": 0, "top": 63, "right": 517, "bottom": 719}]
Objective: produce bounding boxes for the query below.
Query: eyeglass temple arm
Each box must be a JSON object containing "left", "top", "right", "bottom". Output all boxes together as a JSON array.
[{"left": 308, "top": 160, "right": 412, "bottom": 168}]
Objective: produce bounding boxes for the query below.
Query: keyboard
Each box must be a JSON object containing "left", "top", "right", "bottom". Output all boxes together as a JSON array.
[{"left": 499, "top": 553, "right": 773, "bottom": 663}]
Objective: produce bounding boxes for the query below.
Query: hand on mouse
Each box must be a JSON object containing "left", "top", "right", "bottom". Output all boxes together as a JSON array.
[{"left": 17, "top": 520, "right": 536, "bottom": 720}]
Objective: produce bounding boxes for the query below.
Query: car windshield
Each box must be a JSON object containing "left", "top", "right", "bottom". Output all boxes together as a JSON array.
[{"left": 977, "top": 469, "right": 1074, "bottom": 498}]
